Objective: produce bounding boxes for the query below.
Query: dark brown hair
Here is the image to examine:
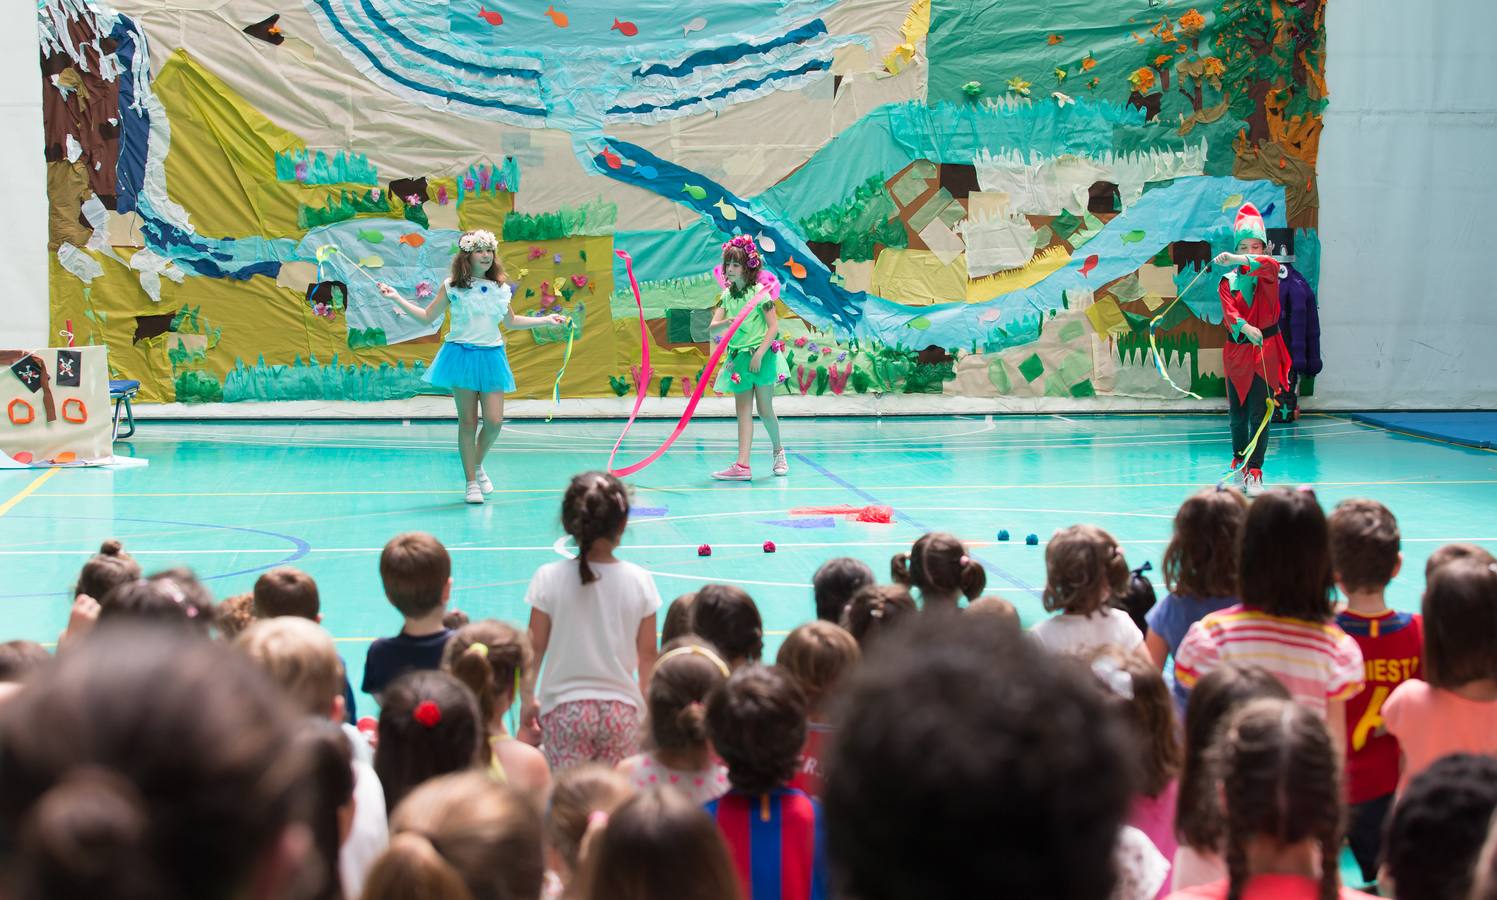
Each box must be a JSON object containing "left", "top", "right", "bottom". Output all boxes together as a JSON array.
[
  {"left": 97, "top": 568, "right": 215, "bottom": 635},
  {"left": 294, "top": 720, "right": 355, "bottom": 900},
  {"left": 891, "top": 532, "right": 985, "bottom": 606},
  {"left": 448, "top": 236, "right": 505, "bottom": 290},
  {"left": 364, "top": 771, "right": 543, "bottom": 900},
  {"left": 380, "top": 532, "right": 451, "bottom": 618},
  {"left": 574, "top": 786, "right": 744, "bottom": 900},
  {"left": 661, "top": 593, "right": 697, "bottom": 644},
  {"left": 647, "top": 638, "right": 729, "bottom": 754},
  {"left": 375, "top": 670, "right": 484, "bottom": 813},
  {"left": 1174, "top": 664, "right": 1291, "bottom": 851},
  {"left": 776, "top": 621, "right": 860, "bottom": 714},
  {"left": 1090, "top": 649, "right": 1181, "bottom": 798},
  {"left": 691, "top": 584, "right": 764, "bottom": 664},
  {"left": 0, "top": 627, "right": 308, "bottom": 900},
  {"left": 253, "top": 566, "right": 321, "bottom": 620},
  {"left": 1163, "top": 488, "right": 1246, "bottom": 598},
  {"left": 1328, "top": 498, "right": 1401, "bottom": 593},
  {"left": 444, "top": 619, "right": 531, "bottom": 726},
  {"left": 706, "top": 665, "right": 807, "bottom": 794},
  {"left": 1425, "top": 542, "right": 1496, "bottom": 580},
  {"left": 1043, "top": 525, "right": 1129, "bottom": 616},
  {"left": 1421, "top": 556, "right": 1497, "bottom": 689},
  {"left": 840, "top": 584, "right": 916, "bottom": 648},
  {"left": 721, "top": 242, "right": 764, "bottom": 300},
  {"left": 562, "top": 472, "right": 631, "bottom": 585},
  {"left": 73, "top": 539, "right": 140, "bottom": 600},
  {"left": 0, "top": 640, "right": 49, "bottom": 682},
  {"left": 812, "top": 557, "right": 876, "bottom": 623},
  {"left": 1240, "top": 489, "right": 1335, "bottom": 621},
  {"left": 1215, "top": 698, "right": 1344, "bottom": 900},
  {"left": 1384, "top": 753, "right": 1497, "bottom": 900},
  {"left": 543, "top": 765, "right": 633, "bottom": 875}
]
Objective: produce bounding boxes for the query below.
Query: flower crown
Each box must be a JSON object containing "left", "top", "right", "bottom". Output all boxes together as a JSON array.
[
  {"left": 458, "top": 230, "right": 498, "bottom": 253},
  {"left": 721, "top": 235, "right": 762, "bottom": 270}
]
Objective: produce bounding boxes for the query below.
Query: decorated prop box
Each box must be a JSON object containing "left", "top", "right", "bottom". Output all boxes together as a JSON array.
[{"left": 1, "top": 346, "right": 111, "bottom": 465}]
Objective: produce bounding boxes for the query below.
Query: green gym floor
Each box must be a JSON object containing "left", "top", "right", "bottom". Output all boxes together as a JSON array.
[{"left": 4, "top": 412, "right": 1492, "bottom": 887}]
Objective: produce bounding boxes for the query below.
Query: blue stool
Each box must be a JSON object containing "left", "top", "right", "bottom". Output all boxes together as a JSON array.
[{"left": 109, "top": 379, "right": 140, "bottom": 440}]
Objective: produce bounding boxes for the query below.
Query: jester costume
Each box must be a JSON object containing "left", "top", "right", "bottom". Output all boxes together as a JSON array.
[{"left": 1219, "top": 203, "right": 1291, "bottom": 475}]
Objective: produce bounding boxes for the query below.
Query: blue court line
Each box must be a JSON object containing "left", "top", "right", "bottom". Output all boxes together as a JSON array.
[
  {"left": 0, "top": 514, "right": 310, "bottom": 600},
  {"left": 789, "top": 452, "right": 1039, "bottom": 595}
]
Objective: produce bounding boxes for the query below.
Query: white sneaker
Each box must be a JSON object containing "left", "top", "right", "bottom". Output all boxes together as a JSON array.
[
  {"left": 465, "top": 481, "right": 485, "bottom": 504},
  {"left": 476, "top": 466, "right": 493, "bottom": 494},
  {"left": 772, "top": 448, "right": 789, "bottom": 476}
]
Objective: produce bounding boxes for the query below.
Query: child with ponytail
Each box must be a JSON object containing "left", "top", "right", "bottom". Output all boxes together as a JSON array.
[
  {"left": 890, "top": 532, "right": 986, "bottom": 611},
  {"left": 617, "top": 639, "right": 731, "bottom": 803},
  {"left": 445, "top": 620, "right": 552, "bottom": 797},
  {"left": 523, "top": 472, "right": 660, "bottom": 770}
]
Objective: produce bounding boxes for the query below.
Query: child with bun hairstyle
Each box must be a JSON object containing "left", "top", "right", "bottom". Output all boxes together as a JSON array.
[
  {"left": 362, "top": 771, "right": 545, "bottom": 900},
  {"left": 891, "top": 532, "right": 986, "bottom": 611},
  {"left": 1032, "top": 525, "right": 1145, "bottom": 657},
  {"left": 617, "top": 639, "right": 731, "bottom": 804},
  {"left": 0, "top": 627, "right": 312, "bottom": 900},
  {"left": 543, "top": 766, "right": 634, "bottom": 898},
  {"left": 60, "top": 539, "right": 140, "bottom": 646},
  {"left": 97, "top": 567, "right": 216, "bottom": 636},
  {"left": 840, "top": 584, "right": 916, "bottom": 649},
  {"left": 444, "top": 620, "right": 552, "bottom": 797}
]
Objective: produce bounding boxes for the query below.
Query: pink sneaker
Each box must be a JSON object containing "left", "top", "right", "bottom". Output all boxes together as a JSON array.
[{"left": 712, "top": 462, "right": 752, "bottom": 481}]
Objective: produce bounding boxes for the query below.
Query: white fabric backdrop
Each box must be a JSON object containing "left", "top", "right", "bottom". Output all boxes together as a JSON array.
[{"left": 2, "top": 2, "right": 1492, "bottom": 408}]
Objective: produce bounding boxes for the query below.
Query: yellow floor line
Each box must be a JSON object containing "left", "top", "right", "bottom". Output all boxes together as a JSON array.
[{"left": 0, "top": 469, "right": 60, "bottom": 517}]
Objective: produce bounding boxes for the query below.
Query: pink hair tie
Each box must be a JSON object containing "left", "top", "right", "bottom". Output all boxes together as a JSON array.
[
  {"left": 959, "top": 555, "right": 970, "bottom": 566},
  {"left": 588, "top": 811, "right": 609, "bottom": 828}
]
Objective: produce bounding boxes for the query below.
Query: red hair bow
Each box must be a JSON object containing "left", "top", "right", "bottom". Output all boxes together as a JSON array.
[{"left": 413, "top": 700, "right": 442, "bottom": 728}]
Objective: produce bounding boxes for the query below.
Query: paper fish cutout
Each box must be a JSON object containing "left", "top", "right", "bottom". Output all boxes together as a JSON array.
[
  {"left": 1222, "top": 193, "right": 1243, "bottom": 211},
  {"left": 601, "top": 147, "right": 623, "bottom": 169},
  {"left": 786, "top": 258, "right": 807, "bottom": 279},
  {"left": 1121, "top": 230, "right": 1146, "bottom": 244},
  {"left": 714, "top": 199, "right": 737, "bottom": 221},
  {"left": 359, "top": 256, "right": 384, "bottom": 268},
  {"left": 1053, "top": 91, "right": 1074, "bottom": 107},
  {"left": 1262, "top": 202, "right": 1276, "bottom": 218},
  {"left": 1079, "top": 254, "right": 1099, "bottom": 277},
  {"left": 682, "top": 184, "right": 707, "bottom": 201},
  {"left": 637, "top": 165, "right": 658, "bottom": 179},
  {"left": 545, "top": 6, "right": 569, "bottom": 27},
  {"left": 478, "top": 6, "right": 503, "bottom": 25},
  {"left": 1048, "top": 33, "right": 1064, "bottom": 44},
  {"left": 683, "top": 16, "right": 707, "bottom": 35},
  {"left": 358, "top": 229, "right": 384, "bottom": 243},
  {"left": 907, "top": 316, "right": 931, "bottom": 331},
  {"left": 399, "top": 233, "right": 426, "bottom": 248},
  {"left": 612, "top": 18, "right": 638, "bottom": 36},
  {"left": 757, "top": 234, "right": 776, "bottom": 253}
]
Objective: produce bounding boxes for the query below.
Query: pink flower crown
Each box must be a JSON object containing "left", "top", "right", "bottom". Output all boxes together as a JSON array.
[{"left": 722, "top": 235, "right": 762, "bottom": 270}]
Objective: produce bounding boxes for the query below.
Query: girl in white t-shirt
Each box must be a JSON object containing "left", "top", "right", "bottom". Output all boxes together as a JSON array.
[
  {"left": 378, "top": 230, "right": 565, "bottom": 505},
  {"left": 523, "top": 471, "right": 661, "bottom": 770},
  {"left": 1032, "top": 524, "right": 1148, "bottom": 658}
]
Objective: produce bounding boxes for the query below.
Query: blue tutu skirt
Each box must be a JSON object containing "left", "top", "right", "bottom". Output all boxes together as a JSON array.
[{"left": 424, "top": 342, "right": 517, "bottom": 393}]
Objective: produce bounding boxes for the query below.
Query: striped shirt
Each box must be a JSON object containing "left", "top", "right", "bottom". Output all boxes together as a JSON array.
[
  {"left": 707, "top": 788, "right": 828, "bottom": 900},
  {"left": 1174, "top": 605, "right": 1364, "bottom": 716}
]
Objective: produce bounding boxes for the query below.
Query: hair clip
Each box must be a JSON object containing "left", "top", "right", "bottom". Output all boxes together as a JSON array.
[
  {"left": 466, "top": 642, "right": 490, "bottom": 659},
  {"left": 413, "top": 700, "right": 443, "bottom": 728},
  {"left": 1090, "top": 658, "right": 1134, "bottom": 700},
  {"left": 588, "top": 811, "right": 609, "bottom": 828},
  {"left": 656, "top": 644, "right": 731, "bottom": 678},
  {"left": 959, "top": 555, "right": 971, "bottom": 567}
]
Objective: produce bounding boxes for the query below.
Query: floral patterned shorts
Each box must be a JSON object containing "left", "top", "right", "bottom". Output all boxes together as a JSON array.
[{"left": 540, "top": 700, "right": 642, "bottom": 770}]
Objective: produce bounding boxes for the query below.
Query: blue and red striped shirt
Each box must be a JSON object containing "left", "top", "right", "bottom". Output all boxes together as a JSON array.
[{"left": 706, "top": 787, "right": 828, "bottom": 900}]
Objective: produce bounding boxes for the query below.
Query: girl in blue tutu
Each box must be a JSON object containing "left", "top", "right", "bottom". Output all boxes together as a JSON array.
[{"left": 378, "top": 230, "right": 565, "bottom": 504}]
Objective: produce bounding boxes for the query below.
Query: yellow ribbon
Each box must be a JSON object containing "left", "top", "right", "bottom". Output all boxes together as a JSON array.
[{"left": 545, "top": 318, "right": 577, "bottom": 423}]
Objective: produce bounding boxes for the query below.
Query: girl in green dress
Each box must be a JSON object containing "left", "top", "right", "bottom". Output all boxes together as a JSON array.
[{"left": 709, "top": 236, "right": 788, "bottom": 480}]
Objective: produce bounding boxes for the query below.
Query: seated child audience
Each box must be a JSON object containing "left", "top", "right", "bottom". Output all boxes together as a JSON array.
[
  {"left": 543, "top": 766, "right": 634, "bottom": 898},
  {"left": 444, "top": 619, "right": 552, "bottom": 797},
  {"left": 812, "top": 557, "right": 876, "bottom": 623},
  {"left": 364, "top": 532, "right": 456, "bottom": 701},
  {"left": 840, "top": 583, "right": 916, "bottom": 649},
  {"left": 375, "top": 669, "right": 485, "bottom": 812},
  {"left": 575, "top": 786, "right": 744, "bottom": 900},
  {"left": 1032, "top": 524, "right": 1145, "bottom": 657},
  {"left": 966, "top": 594, "right": 1022, "bottom": 633},
  {"left": 617, "top": 639, "right": 731, "bottom": 803},
  {"left": 690, "top": 584, "right": 764, "bottom": 669},
  {"left": 891, "top": 532, "right": 985, "bottom": 611},
  {"left": 777, "top": 620, "right": 860, "bottom": 798},
  {"left": 706, "top": 664, "right": 827, "bottom": 900},
  {"left": 1382, "top": 754, "right": 1497, "bottom": 900},
  {"left": 254, "top": 564, "right": 358, "bottom": 723},
  {"left": 660, "top": 591, "right": 697, "bottom": 644}
]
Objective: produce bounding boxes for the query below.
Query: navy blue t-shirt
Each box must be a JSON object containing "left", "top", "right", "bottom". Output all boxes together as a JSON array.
[{"left": 361, "top": 628, "right": 453, "bottom": 696}]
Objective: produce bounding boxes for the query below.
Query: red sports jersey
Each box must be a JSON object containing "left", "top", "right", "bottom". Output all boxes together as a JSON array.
[
  {"left": 789, "top": 723, "right": 831, "bottom": 798},
  {"left": 1334, "top": 609, "right": 1423, "bottom": 803},
  {"left": 707, "top": 787, "right": 828, "bottom": 900}
]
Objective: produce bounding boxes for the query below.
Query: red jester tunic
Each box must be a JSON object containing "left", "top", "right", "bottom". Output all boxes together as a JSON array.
[{"left": 1218, "top": 256, "right": 1291, "bottom": 405}]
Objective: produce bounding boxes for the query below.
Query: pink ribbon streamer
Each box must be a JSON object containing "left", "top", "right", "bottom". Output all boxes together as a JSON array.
[{"left": 607, "top": 250, "right": 761, "bottom": 477}]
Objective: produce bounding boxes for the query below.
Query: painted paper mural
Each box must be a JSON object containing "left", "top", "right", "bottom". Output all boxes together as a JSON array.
[{"left": 37, "top": 0, "right": 1326, "bottom": 404}]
